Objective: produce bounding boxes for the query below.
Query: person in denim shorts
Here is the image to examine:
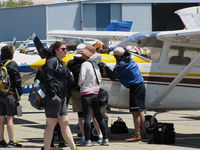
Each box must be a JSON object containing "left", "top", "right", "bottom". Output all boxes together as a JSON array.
[{"left": 104, "top": 47, "right": 146, "bottom": 142}]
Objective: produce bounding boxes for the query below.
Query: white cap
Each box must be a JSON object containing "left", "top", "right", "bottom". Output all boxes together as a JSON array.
[
  {"left": 76, "top": 43, "right": 87, "bottom": 50},
  {"left": 113, "top": 47, "right": 125, "bottom": 56},
  {"left": 74, "top": 43, "right": 87, "bottom": 58}
]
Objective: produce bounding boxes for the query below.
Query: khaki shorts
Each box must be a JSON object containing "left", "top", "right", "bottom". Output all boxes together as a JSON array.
[{"left": 71, "top": 89, "right": 82, "bottom": 112}]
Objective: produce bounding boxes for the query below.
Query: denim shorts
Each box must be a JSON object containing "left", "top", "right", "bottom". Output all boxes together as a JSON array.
[
  {"left": 129, "top": 82, "right": 146, "bottom": 112},
  {"left": 45, "top": 95, "right": 67, "bottom": 118}
]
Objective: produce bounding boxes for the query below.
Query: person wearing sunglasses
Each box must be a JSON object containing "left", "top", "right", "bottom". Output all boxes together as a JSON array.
[{"left": 41, "top": 41, "right": 81, "bottom": 150}]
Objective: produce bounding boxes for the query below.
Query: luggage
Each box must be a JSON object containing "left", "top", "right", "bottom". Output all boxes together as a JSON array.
[
  {"left": 148, "top": 122, "right": 175, "bottom": 144},
  {"left": 111, "top": 117, "right": 128, "bottom": 133}
]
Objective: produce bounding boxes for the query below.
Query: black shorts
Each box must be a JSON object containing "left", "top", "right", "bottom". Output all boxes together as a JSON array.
[
  {"left": 0, "top": 94, "right": 17, "bottom": 116},
  {"left": 45, "top": 95, "right": 67, "bottom": 118},
  {"left": 129, "top": 82, "right": 146, "bottom": 112}
]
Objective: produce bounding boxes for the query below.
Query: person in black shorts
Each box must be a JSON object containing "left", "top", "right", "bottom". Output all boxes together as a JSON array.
[
  {"left": 103, "top": 47, "right": 146, "bottom": 142},
  {"left": 0, "top": 45, "right": 23, "bottom": 148},
  {"left": 42, "top": 41, "right": 81, "bottom": 150}
]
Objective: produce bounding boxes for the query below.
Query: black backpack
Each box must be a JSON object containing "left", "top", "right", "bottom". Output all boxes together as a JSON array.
[
  {"left": 28, "top": 65, "right": 46, "bottom": 110},
  {"left": 148, "top": 122, "right": 175, "bottom": 144},
  {"left": 111, "top": 117, "right": 128, "bottom": 133}
]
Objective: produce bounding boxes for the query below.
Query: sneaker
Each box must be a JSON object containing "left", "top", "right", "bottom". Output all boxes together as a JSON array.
[
  {"left": 83, "top": 140, "right": 92, "bottom": 147},
  {"left": 0, "top": 139, "right": 8, "bottom": 147},
  {"left": 98, "top": 136, "right": 103, "bottom": 144},
  {"left": 58, "top": 142, "right": 67, "bottom": 147},
  {"left": 78, "top": 137, "right": 85, "bottom": 145},
  {"left": 125, "top": 134, "right": 142, "bottom": 142},
  {"left": 8, "top": 141, "right": 22, "bottom": 147},
  {"left": 100, "top": 138, "right": 109, "bottom": 146}
]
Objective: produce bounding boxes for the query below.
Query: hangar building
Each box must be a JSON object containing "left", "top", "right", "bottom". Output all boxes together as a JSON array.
[{"left": 0, "top": 0, "right": 199, "bottom": 41}]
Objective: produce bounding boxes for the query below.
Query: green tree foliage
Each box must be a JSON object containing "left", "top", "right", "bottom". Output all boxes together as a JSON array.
[{"left": 0, "top": 0, "right": 33, "bottom": 8}]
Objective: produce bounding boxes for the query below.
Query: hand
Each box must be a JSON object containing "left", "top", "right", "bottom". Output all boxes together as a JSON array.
[{"left": 52, "top": 95, "right": 56, "bottom": 101}]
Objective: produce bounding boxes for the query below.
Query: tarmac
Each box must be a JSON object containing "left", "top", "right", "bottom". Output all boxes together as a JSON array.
[{"left": 2, "top": 93, "right": 200, "bottom": 150}]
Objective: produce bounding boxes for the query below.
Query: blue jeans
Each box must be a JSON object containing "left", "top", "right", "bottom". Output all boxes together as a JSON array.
[{"left": 81, "top": 94, "right": 108, "bottom": 141}]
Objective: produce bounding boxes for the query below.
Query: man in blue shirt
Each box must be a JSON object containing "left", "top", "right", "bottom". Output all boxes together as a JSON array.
[{"left": 104, "top": 47, "right": 146, "bottom": 142}]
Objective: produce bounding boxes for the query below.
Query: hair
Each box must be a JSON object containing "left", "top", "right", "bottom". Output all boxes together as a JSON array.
[
  {"left": 1, "top": 45, "right": 14, "bottom": 60},
  {"left": 49, "top": 41, "right": 67, "bottom": 56},
  {"left": 123, "top": 49, "right": 131, "bottom": 56}
]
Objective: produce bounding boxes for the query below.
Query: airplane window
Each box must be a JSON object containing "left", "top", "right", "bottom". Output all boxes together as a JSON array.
[{"left": 168, "top": 46, "right": 198, "bottom": 65}]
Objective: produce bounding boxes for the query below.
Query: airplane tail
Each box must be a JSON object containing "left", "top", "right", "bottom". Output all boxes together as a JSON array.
[
  {"left": 105, "top": 21, "right": 133, "bottom": 31},
  {"left": 175, "top": 6, "right": 200, "bottom": 29}
]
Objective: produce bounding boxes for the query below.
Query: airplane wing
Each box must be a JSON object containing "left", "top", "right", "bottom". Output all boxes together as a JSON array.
[
  {"left": 175, "top": 6, "right": 200, "bottom": 30},
  {"left": 47, "top": 30, "right": 135, "bottom": 46},
  {"left": 14, "top": 51, "right": 41, "bottom": 72},
  {"left": 157, "top": 28, "right": 200, "bottom": 47}
]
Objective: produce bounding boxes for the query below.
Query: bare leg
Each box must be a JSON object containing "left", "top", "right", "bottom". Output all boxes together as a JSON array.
[
  {"left": 0, "top": 116, "right": 5, "bottom": 141},
  {"left": 58, "top": 115, "right": 76, "bottom": 150},
  {"left": 139, "top": 111, "right": 145, "bottom": 131},
  {"left": 7, "top": 116, "right": 14, "bottom": 141},
  {"left": 92, "top": 112, "right": 102, "bottom": 136},
  {"left": 44, "top": 118, "right": 57, "bottom": 150},
  {"left": 132, "top": 112, "right": 140, "bottom": 134}
]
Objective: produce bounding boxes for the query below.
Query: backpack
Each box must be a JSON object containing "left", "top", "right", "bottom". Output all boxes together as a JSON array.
[
  {"left": 148, "top": 122, "right": 175, "bottom": 144},
  {"left": 0, "top": 60, "right": 13, "bottom": 95},
  {"left": 28, "top": 65, "right": 46, "bottom": 110},
  {"left": 111, "top": 117, "right": 128, "bottom": 133}
]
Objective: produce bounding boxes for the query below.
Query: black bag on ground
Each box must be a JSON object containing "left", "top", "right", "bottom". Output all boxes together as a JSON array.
[
  {"left": 111, "top": 117, "right": 128, "bottom": 133},
  {"left": 148, "top": 122, "right": 175, "bottom": 144},
  {"left": 97, "top": 88, "right": 109, "bottom": 106}
]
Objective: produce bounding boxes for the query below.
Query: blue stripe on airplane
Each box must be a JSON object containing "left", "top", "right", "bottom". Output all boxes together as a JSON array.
[{"left": 18, "top": 64, "right": 36, "bottom": 72}]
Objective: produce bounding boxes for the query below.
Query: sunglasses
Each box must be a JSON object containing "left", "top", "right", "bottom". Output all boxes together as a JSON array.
[{"left": 58, "top": 48, "right": 67, "bottom": 51}]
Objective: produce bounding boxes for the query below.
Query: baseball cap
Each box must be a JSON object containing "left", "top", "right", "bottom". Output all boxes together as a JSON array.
[
  {"left": 113, "top": 47, "right": 125, "bottom": 56},
  {"left": 74, "top": 43, "right": 87, "bottom": 58}
]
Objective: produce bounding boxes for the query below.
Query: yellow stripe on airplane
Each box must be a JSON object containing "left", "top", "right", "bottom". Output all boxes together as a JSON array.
[{"left": 30, "top": 53, "right": 151, "bottom": 71}]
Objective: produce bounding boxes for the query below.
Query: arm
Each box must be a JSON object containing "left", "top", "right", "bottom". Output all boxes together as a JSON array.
[
  {"left": 105, "top": 66, "right": 118, "bottom": 80},
  {"left": 78, "top": 63, "right": 87, "bottom": 87},
  {"left": 44, "top": 57, "right": 57, "bottom": 98},
  {"left": 65, "top": 67, "right": 75, "bottom": 88},
  {"left": 7, "top": 61, "right": 22, "bottom": 100}
]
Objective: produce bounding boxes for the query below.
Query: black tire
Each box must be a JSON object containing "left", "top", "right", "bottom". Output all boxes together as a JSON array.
[{"left": 145, "top": 115, "right": 158, "bottom": 134}]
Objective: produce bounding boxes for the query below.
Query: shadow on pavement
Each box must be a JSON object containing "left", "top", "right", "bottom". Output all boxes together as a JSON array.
[{"left": 13, "top": 118, "right": 39, "bottom": 124}]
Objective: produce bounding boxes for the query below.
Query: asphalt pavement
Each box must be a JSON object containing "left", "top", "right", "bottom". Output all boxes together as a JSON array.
[{"left": 2, "top": 94, "right": 200, "bottom": 150}]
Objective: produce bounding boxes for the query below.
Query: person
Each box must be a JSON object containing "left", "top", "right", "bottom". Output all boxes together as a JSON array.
[
  {"left": 67, "top": 44, "right": 103, "bottom": 145},
  {"left": 67, "top": 44, "right": 86, "bottom": 145},
  {"left": 42, "top": 41, "right": 81, "bottom": 150},
  {"left": 78, "top": 45, "right": 109, "bottom": 146},
  {"left": 103, "top": 47, "right": 146, "bottom": 142},
  {"left": 0, "top": 45, "right": 23, "bottom": 147}
]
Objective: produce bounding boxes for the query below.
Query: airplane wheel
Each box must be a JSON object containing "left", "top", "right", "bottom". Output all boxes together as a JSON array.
[{"left": 145, "top": 115, "right": 158, "bottom": 134}]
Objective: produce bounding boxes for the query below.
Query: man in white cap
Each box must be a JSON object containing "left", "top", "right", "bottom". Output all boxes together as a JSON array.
[
  {"left": 67, "top": 44, "right": 87, "bottom": 145},
  {"left": 104, "top": 47, "right": 146, "bottom": 142}
]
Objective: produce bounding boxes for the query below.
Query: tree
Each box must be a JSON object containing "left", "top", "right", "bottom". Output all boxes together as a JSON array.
[{"left": 0, "top": 0, "right": 33, "bottom": 8}]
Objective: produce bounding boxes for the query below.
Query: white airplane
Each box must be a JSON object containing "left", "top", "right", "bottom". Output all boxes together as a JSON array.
[
  {"left": 28, "top": 7, "right": 200, "bottom": 129},
  {"left": 45, "top": 27, "right": 200, "bottom": 112}
]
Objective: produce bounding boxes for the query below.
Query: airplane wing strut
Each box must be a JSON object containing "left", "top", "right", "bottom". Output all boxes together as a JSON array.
[{"left": 150, "top": 53, "right": 200, "bottom": 107}]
